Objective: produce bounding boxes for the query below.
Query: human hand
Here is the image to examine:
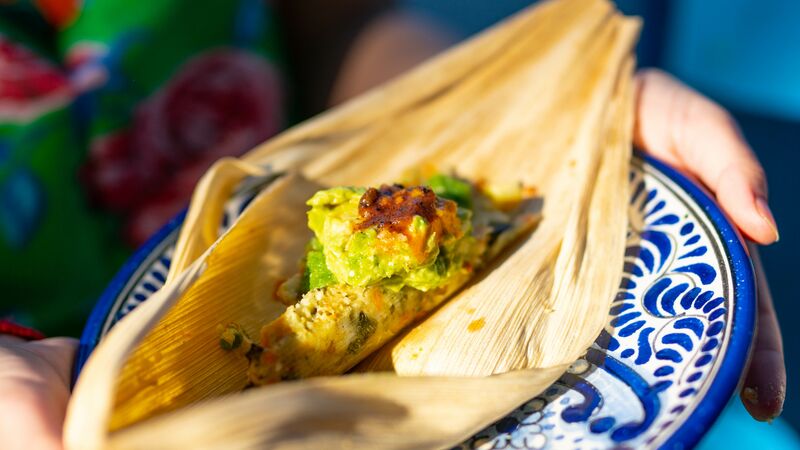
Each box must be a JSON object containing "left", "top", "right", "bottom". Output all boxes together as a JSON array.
[
  {"left": 0, "top": 336, "right": 77, "bottom": 450},
  {"left": 633, "top": 69, "right": 784, "bottom": 421}
]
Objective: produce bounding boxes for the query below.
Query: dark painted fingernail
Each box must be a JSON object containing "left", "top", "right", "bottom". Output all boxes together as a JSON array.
[{"left": 755, "top": 197, "right": 780, "bottom": 243}]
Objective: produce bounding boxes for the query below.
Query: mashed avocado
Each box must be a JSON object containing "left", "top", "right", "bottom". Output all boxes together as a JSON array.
[{"left": 302, "top": 178, "right": 481, "bottom": 293}]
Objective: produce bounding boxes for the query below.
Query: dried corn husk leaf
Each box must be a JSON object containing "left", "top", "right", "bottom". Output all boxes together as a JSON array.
[
  {"left": 66, "top": 173, "right": 320, "bottom": 448},
  {"left": 109, "top": 367, "right": 570, "bottom": 450},
  {"left": 65, "top": 0, "right": 640, "bottom": 448},
  {"left": 165, "top": 158, "right": 275, "bottom": 282},
  {"left": 360, "top": 55, "right": 636, "bottom": 375}
]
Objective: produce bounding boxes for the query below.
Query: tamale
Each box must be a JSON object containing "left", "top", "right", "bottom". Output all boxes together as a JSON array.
[
  {"left": 64, "top": 1, "right": 640, "bottom": 448},
  {"left": 223, "top": 177, "right": 539, "bottom": 385}
]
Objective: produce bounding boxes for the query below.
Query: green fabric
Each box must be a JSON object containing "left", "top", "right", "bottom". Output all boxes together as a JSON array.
[{"left": 0, "top": 0, "right": 286, "bottom": 336}]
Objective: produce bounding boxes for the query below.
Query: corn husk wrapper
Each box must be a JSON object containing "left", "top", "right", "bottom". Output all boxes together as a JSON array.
[{"left": 65, "top": 0, "right": 640, "bottom": 448}]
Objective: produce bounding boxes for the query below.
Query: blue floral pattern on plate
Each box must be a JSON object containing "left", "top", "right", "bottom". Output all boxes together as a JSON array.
[{"left": 75, "top": 155, "right": 755, "bottom": 450}]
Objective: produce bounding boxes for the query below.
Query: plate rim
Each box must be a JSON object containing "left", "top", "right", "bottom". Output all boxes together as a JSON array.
[
  {"left": 73, "top": 153, "right": 756, "bottom": 449},
  {"left": 642, "top": 155, "right": 755, "bottom": 450}
]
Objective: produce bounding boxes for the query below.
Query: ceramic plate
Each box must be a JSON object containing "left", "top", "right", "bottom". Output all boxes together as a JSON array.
[{"left": 75, "top": 154, "right": 755, "bottom": 449}]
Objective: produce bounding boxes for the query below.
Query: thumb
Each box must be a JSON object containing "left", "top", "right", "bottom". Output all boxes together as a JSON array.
[
  {"left": 0, "top": 337, "right": 77, "bottom": 450},
  {"left": 634, "top": 69, "right": 779, "bottom": 245}
]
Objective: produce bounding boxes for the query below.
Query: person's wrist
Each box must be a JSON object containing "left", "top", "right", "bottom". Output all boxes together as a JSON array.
[{"left": 0, "top": 319, "right": 45, "bottom": 341}]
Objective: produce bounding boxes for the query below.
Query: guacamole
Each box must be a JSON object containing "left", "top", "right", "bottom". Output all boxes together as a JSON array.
[
  {"left": 302, "top": 177, "right": 481, "bottom": 293},
  {"left": 225, "top": 173, "right": 537, "bottom": 386}
]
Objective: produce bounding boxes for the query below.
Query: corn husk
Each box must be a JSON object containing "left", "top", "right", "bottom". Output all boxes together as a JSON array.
[{"left": 64, "top": 0, "right": 640, "bottom": 448}]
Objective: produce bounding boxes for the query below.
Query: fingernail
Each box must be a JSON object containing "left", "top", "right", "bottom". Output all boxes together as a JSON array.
[{"left": 755, "top": 197, "right": 780, "bottom": 243}]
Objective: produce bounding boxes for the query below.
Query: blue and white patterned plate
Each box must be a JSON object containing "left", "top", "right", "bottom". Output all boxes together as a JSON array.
[{"left": 74, "top": 154, "right": 755, "bottom": 450}]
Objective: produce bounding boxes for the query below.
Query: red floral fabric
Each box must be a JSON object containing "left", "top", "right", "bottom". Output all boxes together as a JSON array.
[
  {"left": 80, "top": 50, "right": 283, "bottom": 244},
  {"left": 0, "top": 319, "right": 46, "bottom": 341}
]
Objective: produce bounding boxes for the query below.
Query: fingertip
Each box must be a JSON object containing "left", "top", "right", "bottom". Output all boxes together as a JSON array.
[
  {"left": 742, "top": 221, "right": 780, "bottom": 246},
  {"left": 754, "top": 197, "right": 780, "bottom": 244},
  {"left": 741, "top": 385, "right": 785, "bottom": 422},
  {"left": 715, "top": 170, "right": 779, "bottom": 245},
  {"left": 739, "top": 202, "right": 779, "bottom": 245},
  {"left": 741, "top": 387, "right": 764, "bottom": 420},
  {"left": 741, "top": 350, "right": 786, "bottom": 421}
]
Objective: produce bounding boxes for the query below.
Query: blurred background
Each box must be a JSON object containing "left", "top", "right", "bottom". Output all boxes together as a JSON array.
[{"left": 403, "top": 0, "right": 800, "bottom": 441}]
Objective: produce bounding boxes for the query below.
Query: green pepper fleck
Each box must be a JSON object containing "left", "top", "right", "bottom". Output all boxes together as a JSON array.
[{"left": 346, "top": 311, "right": 377, "bottom": 354}]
